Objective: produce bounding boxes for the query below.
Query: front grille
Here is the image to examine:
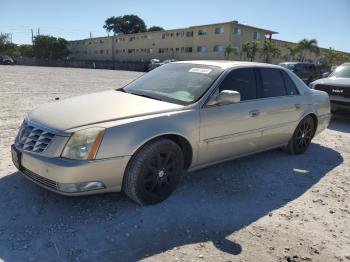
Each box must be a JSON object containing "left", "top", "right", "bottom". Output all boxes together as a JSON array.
[
  {"left": 315, "top": 84, "right": 350, "bottom": 98},
  {"left": 15, "top": 122, "right": 55, "bottom": 153},
  {"left": 22, "top": 168, "right": 58, "bottom": 191}
]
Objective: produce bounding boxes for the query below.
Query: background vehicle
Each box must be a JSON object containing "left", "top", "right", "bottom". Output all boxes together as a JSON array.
[
  {"left": 12, "top": 61, "right": 330, "bottom": 205},
  {"left": 148, "top": 59, "right": 177, "bottom": 71},
  {"left": 310, "top": 62, "right": 350, "bottom": 112},
  {"left": 279, "top": 62, "right": 317, "bottom": 84},
  {"left": 0, "top": 55, "right": 16, "bottom": 65}
]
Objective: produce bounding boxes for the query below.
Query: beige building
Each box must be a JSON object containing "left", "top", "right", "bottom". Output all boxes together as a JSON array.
[
  {"left": 69, "top": 21, "right": 277, "bottom": 62},
  {"left": 68, "top": 21, "right": 349, "bottom": 64}
]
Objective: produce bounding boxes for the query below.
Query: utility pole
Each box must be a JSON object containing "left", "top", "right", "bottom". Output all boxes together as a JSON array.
[
  {"left": 89, "top": 32, "right": 92, "bottom": 38},
  {"left": 31, "top": 28, "right": 34, "bottom": 44},
  {"left": 37, "top": 28, "right": 40, "bottom": 36}
]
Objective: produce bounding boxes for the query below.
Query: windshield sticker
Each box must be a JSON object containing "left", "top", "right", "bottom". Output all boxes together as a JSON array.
[{"left": 189, "top": 68, "right": 212, "bottom": 74}]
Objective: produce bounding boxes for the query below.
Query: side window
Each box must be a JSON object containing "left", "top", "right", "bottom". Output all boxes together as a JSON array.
[
  {"left": 281, "top": 70, "right": 299, "bottom": 95},
  {"left": 260, "top": 68, "right": 287, "bottom": 98},
  {"left": 218, "top": 68, "right": 257, "bottom": 101}
]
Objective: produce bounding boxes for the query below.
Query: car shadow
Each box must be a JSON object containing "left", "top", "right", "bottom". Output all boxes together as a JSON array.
[
  {"left": 328, "top": 113, "right": 350, "bottom": 133},
  {"left": 0, "top": 143, "right": 343, "bottom": 262}
]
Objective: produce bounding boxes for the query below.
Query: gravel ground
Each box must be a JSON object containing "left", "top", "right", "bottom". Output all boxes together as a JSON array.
[{"left": 0, "top": 65, "right": 349, "bottom": 262}]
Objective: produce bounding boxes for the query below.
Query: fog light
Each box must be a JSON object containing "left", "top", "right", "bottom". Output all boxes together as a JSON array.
[{"left": 58, "top": 181, "right": 105, "bottom": 193}]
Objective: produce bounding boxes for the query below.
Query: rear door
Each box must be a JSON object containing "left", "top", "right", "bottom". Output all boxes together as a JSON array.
[
  {"left": 258, "top": 68, "right": 305, "bottom": 148},
  {"left": 198, "top": 68, "right": 265, "bottom": 166}
]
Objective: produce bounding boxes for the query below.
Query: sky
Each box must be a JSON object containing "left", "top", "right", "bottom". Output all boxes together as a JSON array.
[{"left": 1, "top": 0, "right": 349, "bottom": 52}]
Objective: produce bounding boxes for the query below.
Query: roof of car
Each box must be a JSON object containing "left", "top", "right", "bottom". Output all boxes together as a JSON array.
[{"left": 174, "top": 60, "right": 282, "bottom": 70}]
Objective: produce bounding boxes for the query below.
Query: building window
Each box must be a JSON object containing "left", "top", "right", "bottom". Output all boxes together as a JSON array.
[
  {"left": 186, "top": 31, "right": 193, "bottom": 37},
  {"left": 99, "top": 40, "right": 104, "bottom": 44},
  {"left": 197, "top": 46, "right": 207, "bottom": 52},
  {"left": 106, "top": 50, "right": 109, "bottom": 54},
  {"left": 253, "top": 32, "right": 261, "bottom": 40},
  {"left": 160, "top": 33, "right": 166, "bottom": 39},
  {"left": 213, "top": 45, "right": 224, "bottom": 52},
  {"left": 100, "top": 50, "right": 104, "bottom": 54},
  {"left": 215, "top": 28, "right": 224, "bottom": 34},
  {"left": 128, "top": 49, "right": 135, "bottom": 54},
  {"left": 184, "top": 47, "right": 193, "bottom": 53},
  {"left": 233, "top": 28, "right": 242, "bottom": 35},
  {"left": 198, "top": 29, "right": 208, "bottom": 36},
  {"left": 176, "top": 48, "right": 180, "bottom": 52},
  {"left": 94, "top": 50, "right": 98, "bottom": 54},
  {"left": 129, "top": 36, "right": 135, "bottom": 42}
]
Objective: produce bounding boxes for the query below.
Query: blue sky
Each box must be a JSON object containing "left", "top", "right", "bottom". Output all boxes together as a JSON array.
[{"left": 1, "top": 0, "right": 349, "bottom": 52}]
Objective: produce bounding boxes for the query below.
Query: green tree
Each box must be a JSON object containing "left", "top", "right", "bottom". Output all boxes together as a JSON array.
[
  {"left": 321, "top": 47, "right": 350, "bottom": 66},
  {"left": 148, "top": 26, "right": 164, "bottom": 32},
  {"left": 296, "top": 38, "right": 319, "bottom": 62},
  {"left": 33, "top": 35, "right": 70, "bottom": 60},
  {"left": 260, "top": 40, "right": 281, "bottom": 63},
  {"left": 242, "top": 41, "right": 260, "bottom": 61},
  {"left": 224, "top": 44, "right": 237, "bottom": 60},
  {"left": 19, "top": 45, "right": 33, "bottom": 57},
  {"left": 286, "top": 45, "right": 299, "bottom": 61},
  {"left": 103, "top": 15, "right": 147, "bottom": 35},
  {"left": 0, "top": 33, "right": 20, "bottom": 56}
]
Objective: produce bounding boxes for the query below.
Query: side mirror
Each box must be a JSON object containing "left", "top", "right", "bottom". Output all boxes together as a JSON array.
[{"left": 207, "top": 90, "right": 241, "bottom": 106}]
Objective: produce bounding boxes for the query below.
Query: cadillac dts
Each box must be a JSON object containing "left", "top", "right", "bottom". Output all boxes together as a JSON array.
[{"left": 12, "top": 61, "right": 331, "bottom": 205}]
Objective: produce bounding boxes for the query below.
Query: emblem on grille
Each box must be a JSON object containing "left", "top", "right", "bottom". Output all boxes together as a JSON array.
[{"left": 332, "top": 89, "right": 344, "bottom": 94}]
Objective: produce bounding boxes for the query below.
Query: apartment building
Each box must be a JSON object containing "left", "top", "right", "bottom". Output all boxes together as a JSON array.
[{"left": 68, "top": 21, "right": 277, "bottom": 62}]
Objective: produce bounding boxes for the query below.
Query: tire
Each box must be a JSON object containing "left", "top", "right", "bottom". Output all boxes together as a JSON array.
[
  {"left": 284, "top": 116, "right": 315, "bottom": 155},
  {"left": 122, "top": 138, "right": 184, "bottom": 205}
]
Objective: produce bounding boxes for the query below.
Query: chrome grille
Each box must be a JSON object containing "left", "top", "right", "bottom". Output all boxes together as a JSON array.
[
  {"left": 22, "top": 168, "right": 58, "bottom": 190},
  {"left": 15, "top": 122, "right": 55, "bottom": 153}
]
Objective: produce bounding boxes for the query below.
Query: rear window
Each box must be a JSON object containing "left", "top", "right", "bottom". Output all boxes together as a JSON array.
[{"left": 260, "top": 68, "right": 287, "bottom": 98}]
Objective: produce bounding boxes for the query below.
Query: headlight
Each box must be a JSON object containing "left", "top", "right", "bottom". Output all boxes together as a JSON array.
[{"left": 61, "top": 127, "right": 105, "bottom": 160}]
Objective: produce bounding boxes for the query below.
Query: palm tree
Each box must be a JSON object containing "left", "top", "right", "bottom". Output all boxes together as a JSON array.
[
  {"left": 224, "top": 44, "right": 237, "bottom": 60},
  {"left": 286, "top": 45, "right": 299, "bottom": 61},
  {"left": 260, "top": 40, "right": 281, "bottom": 63},
  {"left": 242, "top": 41, "right": 260, "bottom": 62},
  {"left": 296, "top": 39, "right": 319, "bottom": 62}
]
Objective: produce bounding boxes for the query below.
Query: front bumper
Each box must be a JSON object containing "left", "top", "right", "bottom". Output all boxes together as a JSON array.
[
  {"left": 13, "top": 145, "right": 130, "bottom": 195},
  {"left": 330, "top": 95, "right": 350, "bottom": 111}
]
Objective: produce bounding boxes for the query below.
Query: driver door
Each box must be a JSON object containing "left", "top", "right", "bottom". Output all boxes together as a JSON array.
[{"left": 197, "top": 68, "right": 265, "bottom": 166}]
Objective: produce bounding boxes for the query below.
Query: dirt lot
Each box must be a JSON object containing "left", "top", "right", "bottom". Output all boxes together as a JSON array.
[{"left": 0, "top": 65, "right": 349, "bottom": 262}]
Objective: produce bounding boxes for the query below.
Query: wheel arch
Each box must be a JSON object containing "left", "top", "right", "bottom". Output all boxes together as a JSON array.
[{"left": 129, "top": 133, "right": 194, "bottom": 170}]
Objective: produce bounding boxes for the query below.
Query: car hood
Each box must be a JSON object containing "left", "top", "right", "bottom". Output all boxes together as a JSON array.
[
  {"left": 313, "top": 77, "right": 350, "bottom": 87},
  {"left": 28, "top": 90, "right": 183, "bottom": 131}
]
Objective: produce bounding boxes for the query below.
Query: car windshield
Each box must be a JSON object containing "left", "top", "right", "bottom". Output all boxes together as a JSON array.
[
  {"left": 280, "top": 63, "right": 295, "bottom": 70},
  {"left": 330, "top": 64, "right": 350, "bottom": 78},
  {"left": 122, "top": 63, "right": 224, "bottom": 105}
]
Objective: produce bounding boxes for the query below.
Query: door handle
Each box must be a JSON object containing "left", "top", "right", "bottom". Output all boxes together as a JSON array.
[
  {"left": 249, "top": 110, "right": 260, "bottom": 117},
  {"left": 295, "top": 104, "right": 301, "bottom": 109}
]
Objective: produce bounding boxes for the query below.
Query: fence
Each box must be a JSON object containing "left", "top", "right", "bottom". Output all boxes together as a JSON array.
[{"left": 16, "top": 57, "right": 149, "bottom": 72}]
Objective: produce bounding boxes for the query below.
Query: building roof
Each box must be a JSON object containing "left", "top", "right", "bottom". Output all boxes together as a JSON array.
[
  {"left": 175, "top": 60, "right": 281, "bottom": 70},
  {"left": 69, "top": 21, "right": 278, "bottom": 43}
]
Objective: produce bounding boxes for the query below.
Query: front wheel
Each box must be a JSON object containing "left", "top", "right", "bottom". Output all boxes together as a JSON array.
[
  {"left": 123, "top": 139, "right": 184, "bottom": 205},
  {"left": 284, "top": 116, "right": 315, "bottom": 155}
]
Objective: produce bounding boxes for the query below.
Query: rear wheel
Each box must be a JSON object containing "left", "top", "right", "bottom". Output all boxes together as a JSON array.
[
  {"left": 285, "top": 116, "right": 315, "bottom": 155},
  {"left": 123, "top": 139, "right": 184, "bottom": 205}
]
